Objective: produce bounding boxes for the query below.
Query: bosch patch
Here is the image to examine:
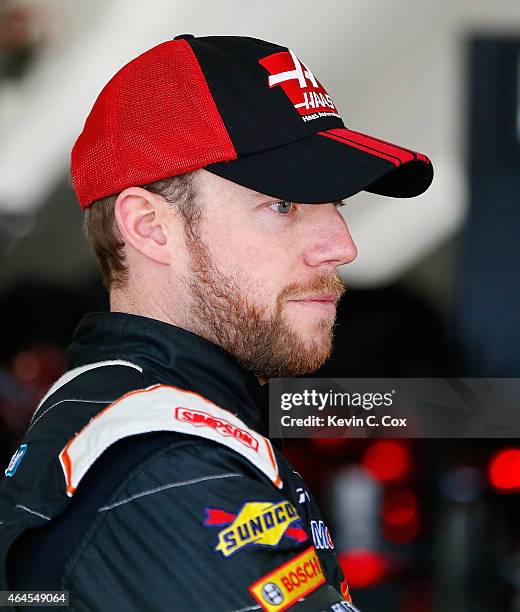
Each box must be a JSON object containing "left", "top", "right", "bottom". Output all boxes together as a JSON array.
[{"left": 249, "top": 545, "right": 325, "bottom": 611}]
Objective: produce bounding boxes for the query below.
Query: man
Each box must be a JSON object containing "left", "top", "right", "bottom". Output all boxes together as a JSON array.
[{"left": 0, "top": 35, "right": 432, "bottom": 610}]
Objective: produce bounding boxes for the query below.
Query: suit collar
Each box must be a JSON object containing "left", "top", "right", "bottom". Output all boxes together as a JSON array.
[{"left": 66, "top": 311, "right": 270, "bottom": 436}]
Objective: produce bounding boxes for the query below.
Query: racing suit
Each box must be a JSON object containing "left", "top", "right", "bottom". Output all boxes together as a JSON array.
[{"left": 0, "top": 311, "right": 357, "bottom": 611}]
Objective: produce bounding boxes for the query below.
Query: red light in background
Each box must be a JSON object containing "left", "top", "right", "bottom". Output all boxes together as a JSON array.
[
  {"left": 10, "top": 344, "right": 65, "bottom": 389},
  {"left": 309, "top": 438, "right": 350, "bottom": 454},
  {"left": 362, "top": 441, "right": 410, "bottom": 483},
  {"left": 381, "top": 490, "right": 417, "bottom": 526},
  {"left": 488, "top": 449, "right": 520, "bottom": 492},
  {"left": 12, "top": 350, "right": 41, "bottom": 382},
  {"left": 338, "top": 549, "right": 388, "bottom": 588},
  {"left": 381, "top": 489, "right": 420, "bottom": 543}
]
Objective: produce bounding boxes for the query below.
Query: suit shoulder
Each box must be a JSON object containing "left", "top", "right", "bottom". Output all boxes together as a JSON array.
[{"left": 60, "top": 383, "right": 282, "bottom": 499}]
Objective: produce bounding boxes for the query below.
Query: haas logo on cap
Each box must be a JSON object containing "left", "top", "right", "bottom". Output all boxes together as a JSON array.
[{"left": 259, "top": 50, "right": 340, "bottom": 123}]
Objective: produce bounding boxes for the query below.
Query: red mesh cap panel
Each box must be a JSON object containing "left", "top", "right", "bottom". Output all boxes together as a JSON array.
[{"left": 71, "top": 39, "right": 237, "bottom": 208}]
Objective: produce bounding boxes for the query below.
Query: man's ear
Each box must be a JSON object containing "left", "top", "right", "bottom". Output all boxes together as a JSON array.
[{"left": 114, "top": 187, "right": 172, "bottom": 266}]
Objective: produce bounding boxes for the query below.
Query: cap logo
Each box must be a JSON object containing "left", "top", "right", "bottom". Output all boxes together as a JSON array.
[
  {"left": 267, "top": 49, "right": 318, "bottom": 89},
  {"left": 259, "top": 50, "right": 340, "bottom": 123}
]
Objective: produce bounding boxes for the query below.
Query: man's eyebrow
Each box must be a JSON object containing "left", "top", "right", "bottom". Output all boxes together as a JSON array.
[
  {"left": 252, "top": 192, "right": 277, "bottom": 200},
  {"left": 250, "top": 194, "right": 345, "bottom": 206}
]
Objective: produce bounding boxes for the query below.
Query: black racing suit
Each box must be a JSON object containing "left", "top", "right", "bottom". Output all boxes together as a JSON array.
[{"left": 0, "top": 312, "right": 358, "bottom": 611}]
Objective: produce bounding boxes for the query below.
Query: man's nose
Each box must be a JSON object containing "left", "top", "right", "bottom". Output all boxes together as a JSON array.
[{"left": 303, "top": 204, "right": 358, "bottom": 268}]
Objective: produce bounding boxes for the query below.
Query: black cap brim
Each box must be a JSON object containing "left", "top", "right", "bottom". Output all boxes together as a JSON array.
[{"left": 205, "top": 127, "right": 433, "bottom": 203}]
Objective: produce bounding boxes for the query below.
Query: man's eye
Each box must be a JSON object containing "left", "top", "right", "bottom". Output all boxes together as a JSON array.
[{"left": 269, "top": 200, "right": 295, "bottom": 214}]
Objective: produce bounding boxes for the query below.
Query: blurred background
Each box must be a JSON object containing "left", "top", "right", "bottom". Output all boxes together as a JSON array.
[{"left": 0, "top": 0, "right": 519, "bottom": 610}]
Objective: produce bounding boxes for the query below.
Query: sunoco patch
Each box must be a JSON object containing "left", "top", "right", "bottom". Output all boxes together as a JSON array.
[{"left": 204, "top": 500, "right": 308, "bottom": 557}]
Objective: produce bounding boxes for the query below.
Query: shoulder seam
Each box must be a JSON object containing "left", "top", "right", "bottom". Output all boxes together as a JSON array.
[
  {"left": 98, "top": 472, "right": 243, "bottom": 512},
  {"left": 28, "top": 399, "right": 113, "bottom": 433},
  {"left": 30, "top": 360, "right": 143, "bottom": 425}
]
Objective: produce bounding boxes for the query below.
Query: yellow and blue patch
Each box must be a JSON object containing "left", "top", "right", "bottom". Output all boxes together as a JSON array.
[{"left": 204, "top": 500, "right": 308, "bottom": 557}]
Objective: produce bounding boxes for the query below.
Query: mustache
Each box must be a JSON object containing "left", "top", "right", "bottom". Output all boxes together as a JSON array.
[{"left": 279, "top": 273, "right": 346, "bottom": 302}]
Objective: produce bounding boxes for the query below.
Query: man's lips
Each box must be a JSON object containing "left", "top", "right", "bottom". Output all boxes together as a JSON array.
[
  {"left": 287, "top": 293, "right": 340, "bottom": 315},
  {"left": 288, "top": 293, "right": 340, "bottom": 303}
]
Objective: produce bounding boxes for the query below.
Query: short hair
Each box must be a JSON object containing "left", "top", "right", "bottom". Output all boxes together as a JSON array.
[{"left": 82, "top": 172, "right": 199, "bottom": 291}]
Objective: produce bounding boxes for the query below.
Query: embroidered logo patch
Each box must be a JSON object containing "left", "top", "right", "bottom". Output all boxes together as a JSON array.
[
  {"left": 204, "top": 500, "right": 308, "bottom": 557},
  {"left": 5, "top": 444, "right": 27, "bottom": 477},
  {"left": 259, "top": 50, "right": 340, "bottom": 123},
  {"left": 249, "top": 546, "right": 325, "bottom": 611},
  {"left": 310, "top": 519, "right": 335, "bottom": 550},
  {"left": 175, "top": 406, "right": 259, "bottom": 451}
]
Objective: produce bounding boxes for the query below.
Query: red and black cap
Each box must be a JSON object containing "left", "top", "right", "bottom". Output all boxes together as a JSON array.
[{"left": 72, "top": 34, "right": 433, "bottom": 209}]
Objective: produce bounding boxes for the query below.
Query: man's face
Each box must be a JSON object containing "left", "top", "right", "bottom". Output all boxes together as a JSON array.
[{"left": 178, "top": 170, "right": 358, "bottom": 379}]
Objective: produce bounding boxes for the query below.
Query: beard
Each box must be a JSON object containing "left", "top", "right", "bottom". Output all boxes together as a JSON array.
[{"left": 182, "top": 233, "right": 345, "bottom": 380}]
